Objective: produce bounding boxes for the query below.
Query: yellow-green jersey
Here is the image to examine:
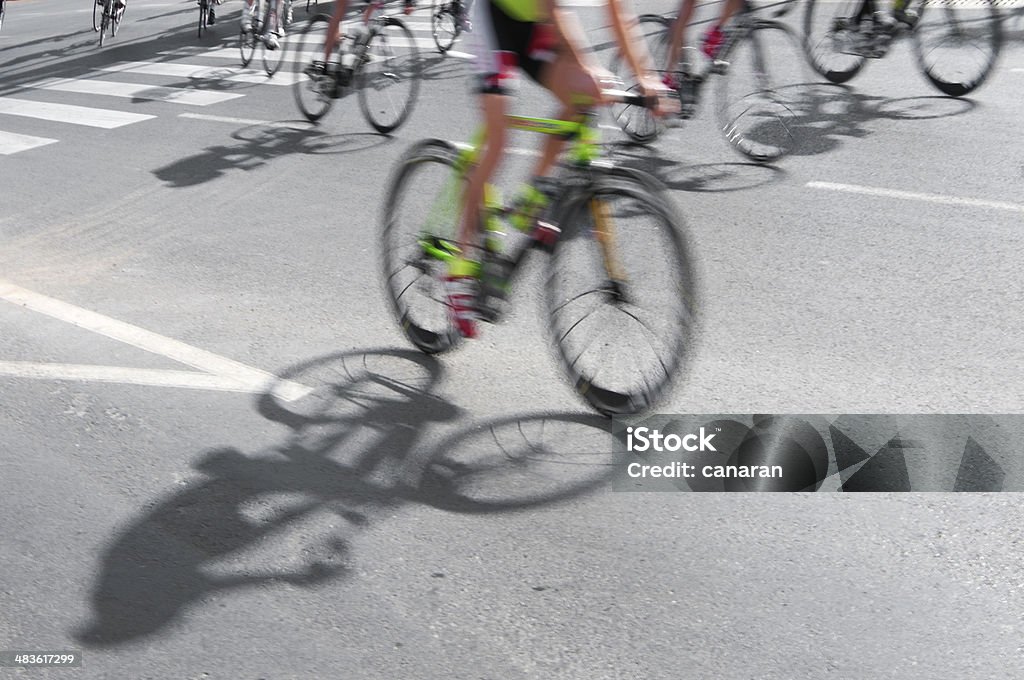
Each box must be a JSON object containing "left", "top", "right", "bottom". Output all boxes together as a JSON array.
[{"left": 490, "top": 0, "right": 545, "bottom": 22}]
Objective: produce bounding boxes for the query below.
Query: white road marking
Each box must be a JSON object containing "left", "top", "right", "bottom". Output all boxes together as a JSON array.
[
  {"left": 100, "top": 61, "right": 302, "bottom": 86},
  {"left": 806, "top": 181, "right": 1024, "bottom": 214},
  {"left": 27, "top": 77, "right": 245, "bottom": 106},
  {"left": 0, "top": 97, "right": 155, "bottom": 128},
  {"left": 0, "top": 362, "right": 264, "bottom": 394},
  {"left": 178, "top": 112, "right": 314, "bottom": 128},
  {"left": 0, "top": 280, "right": 311, "bottom": 401},
  {"left": 452, "top": 141, "right": 539, "bottom": 157},
  {"left": 0, "top": 130, "right": 59, "bottom": 155}
]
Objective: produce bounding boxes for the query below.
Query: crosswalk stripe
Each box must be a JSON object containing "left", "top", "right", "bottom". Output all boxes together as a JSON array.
[
  {"left": 100, "top": 61, "right": 302, "bottom": 86},
  {"left": 0, "top": 130, "right": 60, "bottom": 155},
  {"left": 26, "top": 77, "right": 246, "bottom": 107},
  {"left": 0, "top": 97, "right": 155, "bottom": 128}
]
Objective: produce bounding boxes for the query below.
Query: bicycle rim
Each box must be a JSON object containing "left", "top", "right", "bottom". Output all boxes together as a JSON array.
[
  {"left": 262, "top": 13, "right": 287, "bottom": 76},
  {"left": 546, "top": 168, "right": 697, "bottom": 416},
  {"left": 716, "top": 22, "right": 806, "bottom": 163},
  {"left": 358, "top": 18, "right": 421, "bottom": 135},
  {"left": 381, "top": 139, "right": 466, "bottom": 354},
  {"left": 431, "top": 0, "right": 458, "bottom": 54},
  {"left": 912, "top": 0, "right": 1001, "bottom": 96},
  {"left": 802, "top": 0, "right": 868, "bottom": 83},
  {"left": 292, "top": 13, "right": 335, "bottom": 123},
  {"left": 608, "top": 14, "right": 670, "bottom": 144}
]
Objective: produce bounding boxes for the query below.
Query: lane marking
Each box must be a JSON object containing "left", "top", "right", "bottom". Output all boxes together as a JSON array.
[
  {"left": 0, "top": 130, "right": 59, "bottom": 155},
  {"left": 453, "top": 141, "right": 540, "bottom": 157},
  {"left": 0, "top": 280, "right": 311, "bottom": 401},
  {"left": 806, "top": 181, "right": 1024, "bottom": 214},
  {"left": 0, "top": 362, "right": 265, "bottom": 394},
  {"left": 27, "top": 77, "right": 245, "bottom": 107},
  {"left": 178, "top": 112, "right": 314, "bottom": 128},
  {"left": 100, "top": 61, "right": 302, "bottom": 86},
  {"left": 0, "top": 97, "right": 155, "bottom": 128}
]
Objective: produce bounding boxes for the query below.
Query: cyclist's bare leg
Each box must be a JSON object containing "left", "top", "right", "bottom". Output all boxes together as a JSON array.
[
  {"left": 529, "top": 51, "right": 601, "bottom": 181},
  {"left": 458, "top": 93, "right": 508, "bottom": 246},
  {"left": 323, "top": 0, "right": 352, "bottom": 63},
  {"left": 666, "top": 0, "right": 697, "bottom": 78}
]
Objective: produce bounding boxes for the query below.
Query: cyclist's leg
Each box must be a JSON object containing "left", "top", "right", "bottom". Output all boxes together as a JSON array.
[
  {"left": 241, "top": 0, "right": 256, "bottom": 29},
  {"left": 703, "top": 0, "right": 745, "bottom": 58},
  {"left": 323, "top": 0, "right": 350, "bottom": 63},
  {"left": 527, "top": 48, "right": 599, "bottom": 182},
  {"left": 666, "top": 0, "right": 697, "bottom": 83}
]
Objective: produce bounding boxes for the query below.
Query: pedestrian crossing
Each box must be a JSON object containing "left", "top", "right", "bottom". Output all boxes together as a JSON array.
[{"left": 0, "top": 16, "right": 474, "bottom": 157}]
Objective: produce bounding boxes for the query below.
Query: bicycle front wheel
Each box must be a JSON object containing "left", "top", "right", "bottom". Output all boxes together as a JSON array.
[
  {"left": 381, "top": 139, "right": 466, "bottom": 354},
  {"left": 262, "top": 15, "right": 287, "bottom": 76},
  {"left": 197, "top": 0, "right": 207, "bottom": 38},
  {"left": 292, "top": 13, "right": 335, "bottom": 122},
  {"left": 358, "top": 17, "right": 421, "bottom": 134},
  {"left": 608, "top": 14, "right": 671, "bottom": 144},
  {"left": 431, "top": 0, "right": 459, "bottom": 54},
  {"left": 912, "top": 0, "right": 1001, "bottom": 96},
  {"left": 716, "top": 21, "right": 806, "bottom": 163},
  {"left": 546, "top": 167, "right": 698, "bottom": 416},
  {"left": 99, "top": 2, "right": 110, "bottom": 45},
  {"left": 802, "top": 0, "right": 868, "bottom": 84}
]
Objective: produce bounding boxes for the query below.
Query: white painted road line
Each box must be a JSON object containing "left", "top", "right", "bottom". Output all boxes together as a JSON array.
[
  {"left": 178, "top": 112, "right": 314, "bottom": 128},
  {"left": 806, "top": 181, "right": 1024, "bottom": 215},
  {"left": 0, "top": 362, "right": 263, "bottom": 394},
  {"left": 0, "top": 130, "right": 59, "bottom": 155},
  {"left": 0, "top": 97, "right": 155, "bottom": 128},
  {"left": 27, "top": 77, "right": 246, "bottom": 106},
  {"left": 0, "top": 280, "right": 311, "bottom": 401},
  {"left": 100, "top": 61, "right": 302, "bottom": 86}
]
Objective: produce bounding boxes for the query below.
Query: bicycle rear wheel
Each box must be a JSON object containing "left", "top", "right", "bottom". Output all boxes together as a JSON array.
[
  {"left": 912, "top": 0, "right": 1001, "bottom": 96},
  {"left": 1, "top": 0, "right": 6, "bottom": 32},
  {"left": 381, "top": 139, "right": 466, "bottom": 354},
  {"left": 240, "top": 2, "right": 259, "bottom": 66},
  {"left": 93, "top": 0, "right": 102, "bottom": 31},
  {"left": 802, "top": 0, "right": 869, "bottom": 83},
  {"left": 292, "top": 13, "right": 336, "bottom": 122},
  {"left": 197, "top": 0, "right": 207, "bottom": 38},
  {"left": 262, "top": 11, "right": 287, "bottom": 76},
  {"left": 431, "top": 0, "right": 459, "bottom": 54},
  {"left": 546, "top": 167, "right": 697, "bottom": 416},
  {"left": 609, "top": 14, "right": 671, "bottom": 144},
  {"left": 717, "top": 21, "right": 806, "bottom": 163},
  {"left": 358, "top": 17, "right": 421, "bottom": 134}
]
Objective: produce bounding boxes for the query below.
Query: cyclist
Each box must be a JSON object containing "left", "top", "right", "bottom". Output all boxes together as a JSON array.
[
  {"left": 662, "top": 0, "right": 743, "bottom": 116},
  {"left": 445, "top": 0, "right": 669, "bottom": 339},
  {"left": 316, "top": 0, "right": 416, "bottom": 70},
  {"left": 241, "top": 0, "right": 292, "bottom": 48}
]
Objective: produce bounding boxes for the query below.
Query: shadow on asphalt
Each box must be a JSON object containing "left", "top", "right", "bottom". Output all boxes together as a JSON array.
[
  {"left": 152, "top": 123, "right": 392, "bottom": 186},
  {"left": 74, "top": 348, "right": 622, "bottom": 646}
]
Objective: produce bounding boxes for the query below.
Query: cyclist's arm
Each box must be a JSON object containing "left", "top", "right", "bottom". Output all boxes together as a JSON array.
[{"left": 604, "top": 0, "right": 655, "bottom": 84}]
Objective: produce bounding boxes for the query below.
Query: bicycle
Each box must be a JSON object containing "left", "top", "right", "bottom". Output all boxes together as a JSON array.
[
  {"left": 380, "top": 91, "right": 698, "bottom": 416},
  {"left": 94, "top": 0, "right": 125, "bottom": 46},
  {"left": 803, "top": 0, "right": 1001, "bottom": 96},
  {"left": 292, "top": 1, "right": 421, "bottom": 133},
  {"left": 241, "top": 0, "right": 294, "bottom": 76},
  {"left": 197, "top": 0, "right": 220, "bottom": 38},
  {"left": 430, "top": 0, "right": 470, "bottom": 54},
  {"left": 1, "top": 0, "right": 6, "bottom": 33},
  {"left": 611, "top": 1, "right": 805, "bottom": 163}
]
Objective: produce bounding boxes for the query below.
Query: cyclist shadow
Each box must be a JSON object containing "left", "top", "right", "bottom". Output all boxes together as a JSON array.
[
  {"left": 152, "top": 123, "right": 391, "bottom": 187},
  {"left": 75, "top": 348, "right": 623, "bottom": 646},
  {"left": 418, "top": 53, "right": 472, "bottom": 82},
  {"left": 607, "top": 142, "right": 787, "bottom": 194}
]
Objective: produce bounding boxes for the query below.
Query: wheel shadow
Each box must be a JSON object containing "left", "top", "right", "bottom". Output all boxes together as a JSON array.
[
  {"left": 151, "top": 123, "right": 392, "bottom": 187},
  {"left": 74, "top": 348, "right": 623, "bottom": 646}
]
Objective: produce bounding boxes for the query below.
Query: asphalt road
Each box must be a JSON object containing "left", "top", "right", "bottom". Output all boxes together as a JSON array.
[{"left": 2, "top": 0, "right": 1023, "bottom": 678}]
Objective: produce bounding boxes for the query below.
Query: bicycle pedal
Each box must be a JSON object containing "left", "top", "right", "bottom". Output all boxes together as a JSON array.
[
  {"left": 530, "top": 222, "right": 561, "bottom": 252},
  {"left": 710, "top": 59, "right": 730, "bottom": 76}
]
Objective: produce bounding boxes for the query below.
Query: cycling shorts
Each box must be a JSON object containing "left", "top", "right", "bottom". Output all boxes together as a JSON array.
[{"left": 469, "top": 0, "right": 559, "bottom": 95}]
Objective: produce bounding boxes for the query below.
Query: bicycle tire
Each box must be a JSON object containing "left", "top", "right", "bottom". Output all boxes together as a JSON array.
[
  {"left": 545, "top": 166, "right": 697, "bottom": 416},
  {"left": 240, "top": 0, "right": 258, "bottom": 66},
  {"left": 608, "top": 14, "right": 671, "bottom": 145},
  {"left": 911, "top": 0, "right": 1001, "bottom": 96},
  {"left": 292, "top": 13, "right": 336, "bottom": 122},
  {"left": 93, "top": 0, "right": 102, "bottom": 31},
  {"left": 262, "top": 8, "right": 287, "bottom": 76},
  {"left": 99, "top": 1, "right": 110, "bottom": 46},
  {"left": 111, "top": 1, "right": 123, "bottom": 36},
  {"left": 197, "top": 0, "right": 207, "bottom": 38},
  {"left": 802, "top": 0, "right": 868, "bottom": 84},
  {"left": 358, "top": 17, "right": 421, "bottom": 135},
  {"left": 430, "top": 0, "right": 459, "bottom": 54},
  {"left": 716, "top": 20, "right": 803, "bottom": 163},
  {"left": 381, "top": 139, "right": 466, "bottom": 354},
  {"left": 1, "top": 0, "right": 6, "bottom": 33}
]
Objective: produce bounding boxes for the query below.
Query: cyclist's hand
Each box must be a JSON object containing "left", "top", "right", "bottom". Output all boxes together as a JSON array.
[{"left": 638, "top": 74, "right": 676, "bottom": 118}]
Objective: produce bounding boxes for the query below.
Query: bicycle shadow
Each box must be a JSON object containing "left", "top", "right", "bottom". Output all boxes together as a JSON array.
[
  {"left": 152, "top": 123, "right": 391, "bottom": 187},
  {"left": 74, "top": 348, "right": 623, "bottom": 646}
]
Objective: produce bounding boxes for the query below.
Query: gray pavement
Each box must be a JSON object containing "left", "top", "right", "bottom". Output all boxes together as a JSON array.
[{"left": 2, "top": 0, "right": 1024, "bottom": 677}]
